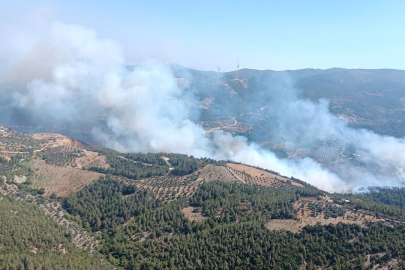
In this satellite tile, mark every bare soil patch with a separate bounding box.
[33,133,84,149]
[227,163,287,180]
[227,163,304,187]
[196,164,238,183]
[76,151,109,170]
[134,165,238,202]
[14,175,27,184]
[266,200,378,233]
[182,207,207,222]
[161,156,173,171]
[31,159,103,197]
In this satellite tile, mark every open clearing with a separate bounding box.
[33,133,84,148]
[181,207,207,222]
[266,199,379,233]
[135,164,239,202]
[31,159,104,197]
[76,151,109,170]
[136,163,305,202]
[227,163,304,187]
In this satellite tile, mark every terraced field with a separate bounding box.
[31,159,104,196]
[131,162,307,203]
[227,163,304,187]
[133,164,238,202]
[266,196,379,233]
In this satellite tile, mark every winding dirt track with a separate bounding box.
[204,117,237,134]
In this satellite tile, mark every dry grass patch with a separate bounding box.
[227,163,287,180]
[31,159,104,197]
[182,207,207,222]
[266,200,378,233]
[33,133,84,149]
[197,164,238,183]
[227,163,304,187]
[134,164,238,202]
[76,151,109,170]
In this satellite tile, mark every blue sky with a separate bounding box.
[2,0,405,71]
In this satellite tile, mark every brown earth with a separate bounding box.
[31,159,104,197]
[76,151,110,170]
[181,207,207,222]
[227,163,304,187]
[266,199,378,233]
[135,164,239,202]
[33,133,84,149]
[136,163,306,202]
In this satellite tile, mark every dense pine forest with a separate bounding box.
[1,132,405,269]
[62,178,405,269]
[87,147,223,179]
[0,195,112,270]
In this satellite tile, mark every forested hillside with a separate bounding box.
[0,195,112,270]
[62,178,405,269]
[0,130,405,269]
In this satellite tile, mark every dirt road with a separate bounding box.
[205,117,237,134]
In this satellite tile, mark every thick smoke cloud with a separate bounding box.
[242,74,405,191]
[1,16,405,192]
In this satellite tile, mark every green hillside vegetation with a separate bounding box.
[63,176,158,231]
[105,222,405,269]
[87,148,167,179]
[61,177,405,269]
[332,189,405,221]
[0,195,112,270]
[362,187,405,209]
[88,147,223,178]
[1,132,405,269]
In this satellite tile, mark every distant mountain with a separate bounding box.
[171,65,405,138]
[2,65,405,141]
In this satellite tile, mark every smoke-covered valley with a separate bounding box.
[2,18,405,192]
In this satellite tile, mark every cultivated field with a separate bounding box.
[33,133,84,148]
[76,151,110,170]
[266,197,379,233]
[134,163,306,203]
[134,164,239,202]
[0,127,40,152]
[227,163,304,187]
[31,159,103,197]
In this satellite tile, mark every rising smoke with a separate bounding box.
[1,16,405,192]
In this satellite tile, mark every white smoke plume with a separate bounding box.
[1,15,405,192]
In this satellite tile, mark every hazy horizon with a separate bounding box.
[169,63,405,73]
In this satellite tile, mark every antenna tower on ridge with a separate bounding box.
[236,60,240,80]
